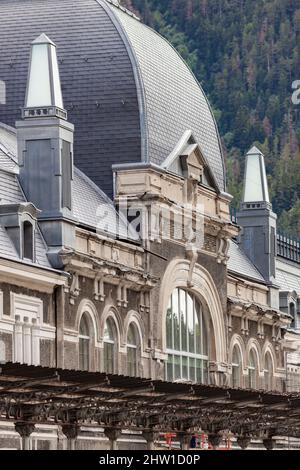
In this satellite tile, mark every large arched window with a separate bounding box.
[166,288,209,384]
[127,323,140,377]
[248,349,258,389]
[103,318,117,374]
[232,345,242,388]
[264,352,274,391]
[79,313,90,371]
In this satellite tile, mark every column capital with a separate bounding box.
[15,421,35,438]
[263,438,275,450]
[104,427,122,442]
[62,424,78,440]
[237,436,251,450]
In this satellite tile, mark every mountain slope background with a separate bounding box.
[121,0,300,236]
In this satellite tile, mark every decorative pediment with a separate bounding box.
[161,130,219,191]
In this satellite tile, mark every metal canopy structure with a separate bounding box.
[1,362,300,449]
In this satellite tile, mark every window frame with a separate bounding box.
[166,288,209,384]
[78,313,91,371]
[248,349,258,389]
[103,317,118,374]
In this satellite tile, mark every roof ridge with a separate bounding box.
[105,0,140,21]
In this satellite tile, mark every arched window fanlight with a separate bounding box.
[23,221,34,261]
[103,318,117,374]
[232,345,242,388]
[166,288,209,384]
[248,349,258,389]
[127,323,140,377]
[264,352,274,391]
[79,313,90,371]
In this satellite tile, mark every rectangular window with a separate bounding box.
[61,140,72,210]
[104,342,114,374]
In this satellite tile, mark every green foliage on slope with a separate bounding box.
[121,0,300,235]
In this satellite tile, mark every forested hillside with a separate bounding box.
[121,0,300,235]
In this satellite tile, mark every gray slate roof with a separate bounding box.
[0,124,137,267]
[276,266,300,296]
[228,240,266,283]
[73,168,138,241]
[0,0,225,197]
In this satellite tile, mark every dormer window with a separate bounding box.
[0,202,38,263]
[23,220,34,261]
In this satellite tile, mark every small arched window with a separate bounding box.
[23,221,34,261]
[103,318,117,374]
[127,323,140,377]
[166,288,209,384]
[232,345,242,388]
[264,352,274,391]
[248,349,258,389]
[79,313,90,371]
[290,302,296,328]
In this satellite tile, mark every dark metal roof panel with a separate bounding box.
[0,0,226,196]
[0,0,142,198]
[228,240,266,283]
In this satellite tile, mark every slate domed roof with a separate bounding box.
[0,0,225,196]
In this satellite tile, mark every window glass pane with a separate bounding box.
[173,289,180,350]
[104,342,114,374]
[166,297,173,349]
[264,353,273,391]
[127,324,137,346]
[104,319,114,341]
[167,355,173,382]
[196,359,202,384]
[182,356,188,380]
[189,357,196,382]
[202,315,208,356]
[195,301,201,354]
[180,289,187,352]
[203,360,209,385]
[79,338,89,371]
[127,346,137,377]
[232,346,241,388]
[79,314,89,336]
[187,293,195,353]
[174,355,181,380]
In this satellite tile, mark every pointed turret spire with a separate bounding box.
[16,34,75,268]
[24,33,66,119]
[237,145,278,303]
[243,145,270,205]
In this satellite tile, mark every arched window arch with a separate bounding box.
[79,313,90,371]
[103,317,118,374]
[264,352,274,391]
[248,349,258,389]
[166,288,209,384]
[232,345,242,388]
[127,323,140,377]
